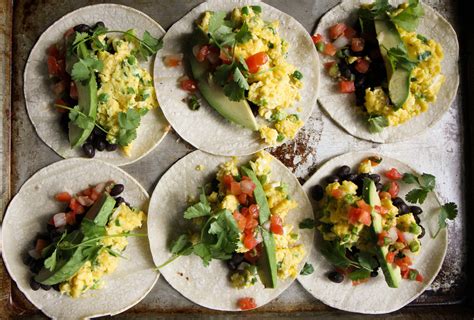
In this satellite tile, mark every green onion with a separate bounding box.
[316,42,325,52]
[187,95,200,111]
[292,70,303,80]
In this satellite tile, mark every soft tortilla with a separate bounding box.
[147,150,315,311]
[24,4,169,166]
[297,151,447,314]
[2,158,158,319]
[316,0,459,143]
[153,0,320,156]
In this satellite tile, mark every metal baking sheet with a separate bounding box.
[0,0,470,317]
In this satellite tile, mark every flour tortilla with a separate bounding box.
[297,151,447,314]
[316,0,459,143]
[24,4,169,166]
[153,0,320,156]
[2,158,158,319]
[147,150,315,310]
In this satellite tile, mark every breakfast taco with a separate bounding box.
[147,150,315,310]
[2,158,158,319]
[313,0,458,142]
[24,4,169,166]
[297,151,456,313]
[153,0,319,155]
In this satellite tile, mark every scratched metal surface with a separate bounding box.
[1,0,467,317]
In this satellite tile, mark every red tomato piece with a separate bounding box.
[223,175,234,189]
[329,23,347,40]
[238,193,248,205]
[240,179,256,195]
[388,181,400,198]
[66,212,76,225]
[52,80,67,96]
[196,45,210,62]
[354,59,370,73]
[396,229,406,243]
[331,188,344,199]
[233,211,247,231]
[69,81,78,99]
[344,26,357,39]
[241,206,250,217]
[82,187,92,197]
[348,207,361,225]
[377,231,388,246]
[385,168,403,180]
[356,199,372,212]
[324,61,336,70]
[89,189,100,201]
[351,37,365,52]
[35,239,48,255]
[219,49,233,64]
[230,181,242,196]
[358,210,372,226]
[244,243,262,264]
[322,42,337,56]
[238,297,257,310]
[339,80,355,93]
[243,233,258,250]
[246,218,259,231]
[416,272,424,282]
[375,205,388,215]
[270,215,284,235]
[163,54,183,67]
[248,204,259,219]
[47,44,60,59]
[48,56,61,76]
[311,33,325,44]
[401,268,410,279]
[386,251,395,264]
[180,79,198,92]
[69,198,83,213]
[246,52,269,73]
[64,28,75,38]
[55,192,72,203]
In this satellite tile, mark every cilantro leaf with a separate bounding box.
[300,262,314,275]
[69,105,94,131]
[236,22,252,44]
[193,243,212,266]
[72,32,90,46]
[420,173,436,191]
[390,0,424,31]
[140,31,163,58]
[402,173,419,184]
[81,219,106,238]
[233,67,249,90]
[71,57,103,82]
[386,46,418,72]
[348,268,371,281]
[358,0,390,19]
[405,188,428,204]
[208,11,226,33]
[368,115,389,133]
[223,81,246,101]
[299,218,316,229]
[183,188,211,219]
[213,63,234,86]
[435,202,458,238]
[170,234,193,256]
[357,252,378,271]
[320,241,353,268]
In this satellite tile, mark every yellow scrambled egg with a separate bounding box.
[275,226,305,279]
[60,203,145,297]
[364,28,444,126]
[96,37,158,156]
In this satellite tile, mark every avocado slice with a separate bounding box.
[374,18,411,109]
[362,178,401,288]
[241,166,277,288]
[66,39,98,148]
[35,193,116,285]
[189,32,259,131]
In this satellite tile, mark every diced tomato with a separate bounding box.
[55,192,72,203]
[238,297,257,310]
[230,181,242,196]
[344,26,357,40]
[246,52,269,73]
[379,191,392,200]
[354,59,370,73]
[375,205,388,216]
[329,23,347,40]
[416,272,424,282]
[401,268,410,279]
[240,179,256,195]
[352,278,369,286]
[66,212,76,225]
[244,244,262,264]
[386,251,395,264]
[324,61,336,70]
[196,45,210,62]
[219,49,233,64]
[238,193,248,205]
[69,198,84,214]
[395,256,412,268]
[348,207,371,226]
[378,231,388,246]
[396,229,406,243]
[385,168,403,180]
[348,207,361,225]
[248,204,259,219]
[35,239,48,255]
[47,44,60,59]
[222,175,234,190]
[358,210,371,226]
[331,188,344,199]
[180,79,198,92]
[52,80,67,96]
[243,232,258,250]
[64,28,75,38]
[339,80,355,93]
[48,56,61,76]
[322,42,337,56]
[233,211,247,231]
[351,37,365,52]
[163,54,183,67]
[82,187,92,196]
[241,206,250,217]
[387,181,400,198]
[69,81,78,99]
[356,199,372,212]
[270,215,284,235]
[89,189,100,201]
[311,33,325,44]
[246,217,259,231]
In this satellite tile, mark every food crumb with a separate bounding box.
[195,164,205,171]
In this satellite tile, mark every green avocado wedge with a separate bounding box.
[241,166,277,288]
[35,193,116,285]
[362,178,401,288]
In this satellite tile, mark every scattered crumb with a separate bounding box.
[195,164,205,171]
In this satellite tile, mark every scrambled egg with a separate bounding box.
[96,37,158,156]
[60,203,145,297]
[275,226,305,279]
[364,28,444,126]
[220,194,239,212]
[197,7,304,143]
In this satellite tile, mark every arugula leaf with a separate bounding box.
[320,241,353,268]
[81,219,106,238]
[390,0,424,31]
[357,252,378,271]
[235,22,252,44]
[300,262,314,275]
[386,46,418,72]
[299,218,316,229]
[208,11,227,34]
[368,115,389,133]
[348,268,371,281]
[184,188,211,219]
[43,231,68,271]
[434,202,458,238]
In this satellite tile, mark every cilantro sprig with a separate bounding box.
[390,0,424,32]
[117,108,148,146]
[55,104,108,134]
[385,46,418,72]
[300,262,314,275]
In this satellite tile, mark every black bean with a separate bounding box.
[95,140,106,152]
[370,270,378,278]
[30,277,41,291]
[375,182,383,191]
[228,253,245,270]
[344,173,358,182]
[93,126,104,137]
[336,165,351,178]
[30,260,43,274]
[410,206,423,215]
[23,254,34,266]
[105,142,118,152]
[114,197,124,207]
[392,197,405,207]
[338,61,352,80]
[40,284,51,291]
[73,24,91,33]
[418,225,425,239]
[368,174,381,183]
[125,202,131,208]
[325,174,340,184]
[82,143,95,158]
[414,214,421,225]
[110,184,124,196]
[328,271,344,283]
[311,185,324,201]
[398,203,409,215]
[53,284,61,292]
[92,21,105,30]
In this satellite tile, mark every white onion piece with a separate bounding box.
[403,232,415,244]
[402,248,415,259]
[28,249,40,260]
[53,212,67,228]
[77,196,94,207]
[94,182,106,194]
[387,227,398,243]
[262,221,271,231]
[333,36,350,49]
[255,231,263,244]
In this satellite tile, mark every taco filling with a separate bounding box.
[25,182,145,298]
[47,22,162,158]
[311,157,426,287]
[161,152,306,305]
[166,6,304,145]
[314,0,444,133]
